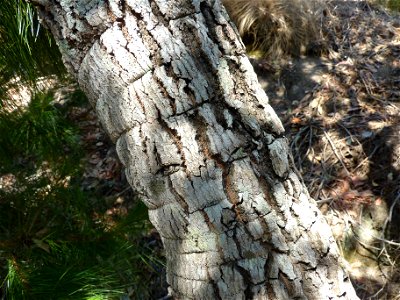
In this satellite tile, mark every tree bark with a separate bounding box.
[31,0,358,299]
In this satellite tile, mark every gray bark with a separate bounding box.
[31,0,359,299]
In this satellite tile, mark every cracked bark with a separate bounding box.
[31,0,359,299]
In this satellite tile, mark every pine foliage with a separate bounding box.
[0,92,79,172]
[0,92,162,299]
[0,0,65,104]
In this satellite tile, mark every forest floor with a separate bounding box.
[251,1,400,298]
[3,0,398,299]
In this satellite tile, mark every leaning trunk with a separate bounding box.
[32,0,358,298]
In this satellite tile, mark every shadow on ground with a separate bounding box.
[250,1,400,297]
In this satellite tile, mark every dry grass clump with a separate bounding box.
[222,0,327,59]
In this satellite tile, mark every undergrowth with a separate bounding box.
[0,91,161,299]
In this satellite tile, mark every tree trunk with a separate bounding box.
[32,0,358,298]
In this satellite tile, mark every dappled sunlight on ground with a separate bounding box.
[250,0,400,297]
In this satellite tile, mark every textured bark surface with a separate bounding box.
[32,0,359,299]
